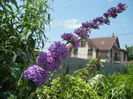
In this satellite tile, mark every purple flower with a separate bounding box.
[23,65,47,86]
[43,52,61,71]
[82,21,99,29]
[103,12,110,18]
[104,18,110,25]
[48,42,69,59]
[93,17,110,25]
[61,33,79,48]
[108,7,118,18]
[82,21,90,28]
[117,3,127,12]
[36,52,47,66]
[104,7,118,18]
[74,27,90,38]
[36,52,61,71]
[93,17,105,24]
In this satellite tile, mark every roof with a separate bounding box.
[88,37,118,50]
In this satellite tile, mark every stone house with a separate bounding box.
[69,36,127,64]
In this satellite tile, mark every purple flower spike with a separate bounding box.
[82,21,99,29]
[73,40,79,48]
[93,17,110,25]
[104,18,110,25]
[93,17,105,24]
[61,33,79,48]
[74,27,90,38]
[108,7,118,18]
[48,41,69,59]
[117,3,127,12]
[23,65,47,86]
[103,12,110,18]
[82,21,90,28]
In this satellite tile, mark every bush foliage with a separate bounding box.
[0,1,132,98]
[36,75,99,99]
[0,0,50,98]
[36,60,133,99]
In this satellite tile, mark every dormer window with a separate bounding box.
[81,41,86,47]
[101,40,105,44]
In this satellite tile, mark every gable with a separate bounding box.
[112,38,120,49]
[79,39,93,49]
[89,37,118,50]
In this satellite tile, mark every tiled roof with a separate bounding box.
[88,37,118,50]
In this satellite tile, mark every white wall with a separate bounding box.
[92,48,96,58]
[71,39,95,59]
[77,47,88,59]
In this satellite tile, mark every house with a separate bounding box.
[69,36,127,64]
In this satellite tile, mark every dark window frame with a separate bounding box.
[81,41,86,47]
[88,49,93,56]
[73,48,78,55]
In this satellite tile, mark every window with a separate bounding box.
[73,48,78,55]
[115,53,118,60]
[88,49,93,56]
[69,48,72,56]
[101,40,105,44]
[124,52,126,60]
[110,50,112,57]
[81,41,86,47]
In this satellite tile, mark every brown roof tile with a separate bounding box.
[89,37,117,50]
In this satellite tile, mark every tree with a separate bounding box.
[0,0,50,97]
[125,45,133,60]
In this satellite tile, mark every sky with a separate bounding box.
[43,0,133,51]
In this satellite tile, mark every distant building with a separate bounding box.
[69,36,127,64]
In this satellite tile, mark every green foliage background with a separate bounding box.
[125,45,133,60]
[0,0,50,98]
[0,0,133,98]
[36,60,133,99]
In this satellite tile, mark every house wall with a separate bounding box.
[77,46,88,59]
[92,48,96,58]
[71,39,95,59]
[120,51,124,63]
[107,51,111,61]
[71,48,78,58]
[111,40,121,62]
[77,39,98,59]
[120,51,127,63]
[99,51,111,62]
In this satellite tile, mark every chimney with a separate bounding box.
[112,33,115,37]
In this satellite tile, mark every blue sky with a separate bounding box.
[44,0,133,50]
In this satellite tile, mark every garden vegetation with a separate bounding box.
[1,0,132,99]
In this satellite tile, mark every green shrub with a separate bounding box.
[73,60,133,98]
[36,75,99,99]
[92,71,133,98]
[73,58,103,82]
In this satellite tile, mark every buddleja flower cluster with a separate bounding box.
[24,42,68,86]
[61,33,79,48]
[104,3,127,18]
[23,65,47,86]
[61,3,126,48]
[23,3,127,86]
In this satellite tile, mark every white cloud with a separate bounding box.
[63,19,81,29]
[50,18,81,29]
[50,20,62,27]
